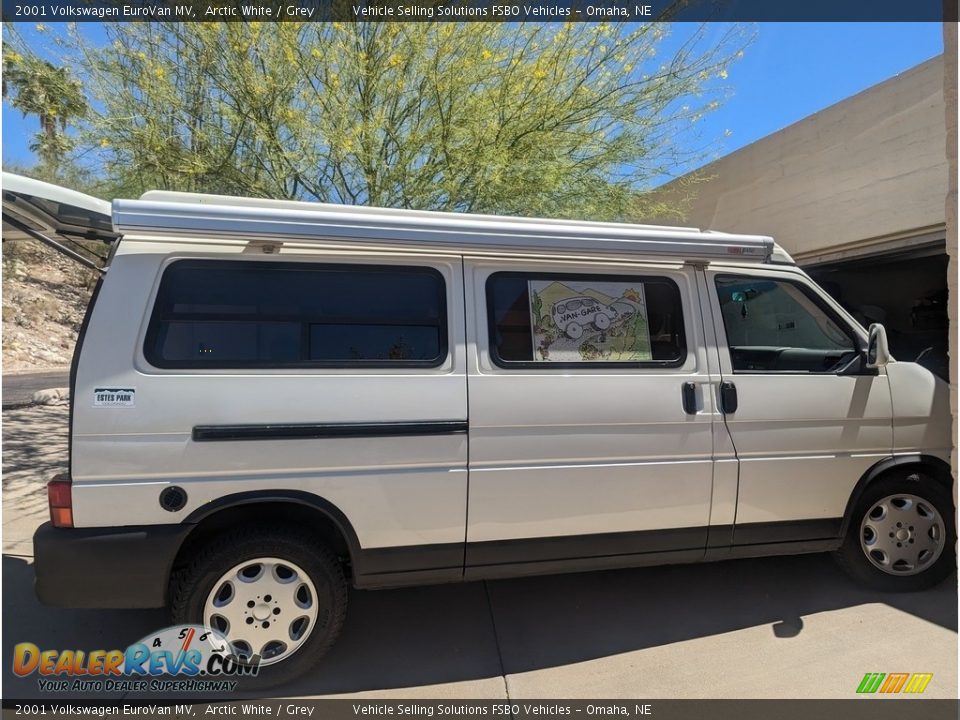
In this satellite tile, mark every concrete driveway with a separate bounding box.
[3,405,957,700]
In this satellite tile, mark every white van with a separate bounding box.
[3,173,954,685]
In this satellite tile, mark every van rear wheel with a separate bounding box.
[170,526,347,688]
[835,472,955,592]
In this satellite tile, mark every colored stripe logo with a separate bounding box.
[903,673,934,694]
[857,672,933,694]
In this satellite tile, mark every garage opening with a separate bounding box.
[805,242,948,381]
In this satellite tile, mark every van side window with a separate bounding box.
[145,260,447,368]
[486,272,686,367]
[715,275,859,373]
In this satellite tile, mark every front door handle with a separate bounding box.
[681,382,697,415]
[720,381,738,414]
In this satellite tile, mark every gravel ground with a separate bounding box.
[3,239,97,372]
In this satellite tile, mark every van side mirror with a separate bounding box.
[866,323,890,369]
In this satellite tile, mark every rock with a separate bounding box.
[32,387,70,405]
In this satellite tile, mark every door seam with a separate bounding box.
[701,269,742,545]
[461,255,471,577]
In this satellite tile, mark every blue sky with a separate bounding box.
[1,22,944,185]
[696,22,943,160]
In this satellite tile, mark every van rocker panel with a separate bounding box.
[33,516,848,605]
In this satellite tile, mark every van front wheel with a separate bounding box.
[835,472,955,592]
[170,526,348,687]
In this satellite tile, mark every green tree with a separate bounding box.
[2,48,87,176]
[44,22,746,220]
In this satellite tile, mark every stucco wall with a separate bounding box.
[652,56,947,264]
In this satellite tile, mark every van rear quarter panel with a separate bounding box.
[70,250,468,550]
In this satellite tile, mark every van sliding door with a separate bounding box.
[462,257,717,577]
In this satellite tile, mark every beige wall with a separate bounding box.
[652,56,947,264]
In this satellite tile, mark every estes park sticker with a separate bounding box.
[93,388,136,407]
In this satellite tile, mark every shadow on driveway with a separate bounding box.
[4,550,955,699]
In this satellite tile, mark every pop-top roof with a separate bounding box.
[1,173,793,265]
[115,190,790,264]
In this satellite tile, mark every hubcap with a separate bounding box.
[860,494,945,576]
[203,557,319,666]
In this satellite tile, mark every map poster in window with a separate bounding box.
[528,280,652,362]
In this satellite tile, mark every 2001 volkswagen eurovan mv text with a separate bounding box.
[3,172,954,686]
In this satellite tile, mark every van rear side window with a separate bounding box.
[144,260,447,368]
[487,272,686,367]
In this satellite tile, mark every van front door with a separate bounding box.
[704,267,893,550]
[463,258,717,576]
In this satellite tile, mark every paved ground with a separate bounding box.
[2,369,69,408]
[3,404,957,700]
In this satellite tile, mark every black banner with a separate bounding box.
[1,0,956,23]
[2,700,960,720]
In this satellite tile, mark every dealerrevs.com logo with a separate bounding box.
[856,672,933,694]
[13,625,260,693]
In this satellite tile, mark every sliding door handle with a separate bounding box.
[720,381,738,414]
[681,382,697,415]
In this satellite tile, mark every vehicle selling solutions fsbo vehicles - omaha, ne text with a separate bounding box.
[2,172,953,686]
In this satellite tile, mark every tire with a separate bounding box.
[565,322,583,339]
[171,526,348,688]
[594,313,611,331]
[835,471,956,592]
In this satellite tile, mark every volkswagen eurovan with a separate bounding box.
[2,172,953,685]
